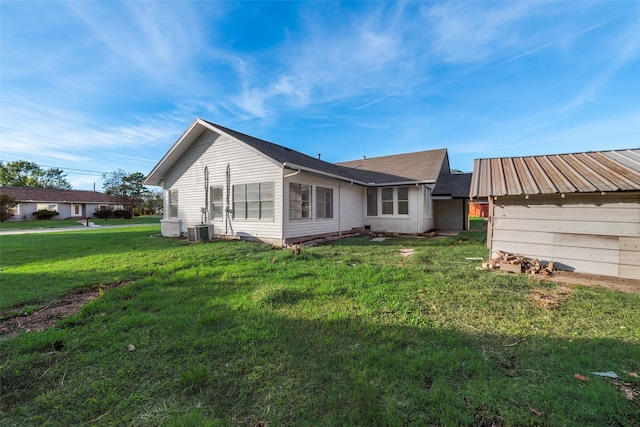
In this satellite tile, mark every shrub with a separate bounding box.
[94,207,113,220]
[113,209,133,219]
[32,209,59,220]
[0,195,20,222]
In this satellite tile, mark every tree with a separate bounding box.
[102,169,147,215]
[0,194,21,222]
[0,160,72,189]
[138,187,163,215]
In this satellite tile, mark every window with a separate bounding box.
[424,186,431,218]
[37,203,58,211]
[74,205,81,215]
[381,188,394,215]
[233,185,246,219]
[398,187,409,215]
[169,190,178,218]
[233,182,274,220]
[316,187,333,219]
[259,182,274,219]
[290,183,310,220]
[366,188,377,216]
[210,186,223,219]
[8,204,19,216]
[98,205,109,211]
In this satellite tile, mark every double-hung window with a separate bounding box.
[169,190,179,218]
[381,188,394,215]
[210,186,223,219]
[366,188,378,216]
[397,187,409,215]
[316,187,333,219]
[290,183,310,219]
[233,182,274,220]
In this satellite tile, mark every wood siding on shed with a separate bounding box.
[490,193,640,279]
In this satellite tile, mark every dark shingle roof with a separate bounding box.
[145,118,449,186]
[432,173,472,198]
[0,186,118,203]
[208,121,426,184]
[336,149,448,183]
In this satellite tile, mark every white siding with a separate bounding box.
[283,172,363,239]
[490,193,640,279]
[363,186,422,233]
[163,130,283,244]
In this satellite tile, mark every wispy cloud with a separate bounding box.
[423,2,536,64]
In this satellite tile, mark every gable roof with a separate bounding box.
[0,186,118,203]
[145,118,447,186]
[336,149,448,183]
[469,148,640,199]
[433,173,472,198]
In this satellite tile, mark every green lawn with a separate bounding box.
[0,216,161,230]
[1,228,638,426]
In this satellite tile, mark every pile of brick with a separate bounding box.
[482,251,556,276]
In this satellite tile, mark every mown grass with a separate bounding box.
[0,216,161,230]
[1,228,639,426]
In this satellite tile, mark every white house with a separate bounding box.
[0,186,119,221]
[469,149,640,279]
[144,119,470,246]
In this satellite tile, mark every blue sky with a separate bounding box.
[1,1,639,190]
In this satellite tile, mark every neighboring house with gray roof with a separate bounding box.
[144,118,470,246]
[0,186,119,221]
[470,149,640,279]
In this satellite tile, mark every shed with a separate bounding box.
[469,149,640,279]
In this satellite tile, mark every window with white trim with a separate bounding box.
[233,182,274,220]
[37,203,58,211]
[366,188,377,216]
[210,186,223,219]
[397,187,409,215]
[316,187,333,219]
[290,182,310,220]
[381,188,394,215]
[169,190,179,218]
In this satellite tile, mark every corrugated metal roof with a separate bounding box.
[469,149,640,198]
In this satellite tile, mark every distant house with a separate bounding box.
[0,186,119,221]
[144,118,471,246]
[469,149,640,279]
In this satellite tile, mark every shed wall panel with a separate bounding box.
[619,237,640,279]
[490,193,640,278]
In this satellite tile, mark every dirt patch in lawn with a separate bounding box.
[0,281,133,339]
[529,285,574,309]
[532,271,640,294]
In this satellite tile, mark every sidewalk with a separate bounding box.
[0,223,159,235]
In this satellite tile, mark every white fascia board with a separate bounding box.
[282,162,367,185]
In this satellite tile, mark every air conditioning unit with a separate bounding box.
[187,224,212,243]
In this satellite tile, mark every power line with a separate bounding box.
[0,100,149,142]
[0,126,158,163]
[0,159,105,176]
